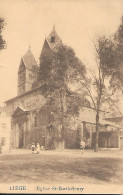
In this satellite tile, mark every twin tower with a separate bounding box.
[17,27,62,96]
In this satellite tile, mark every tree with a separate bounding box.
[0,18,6,50]
[99,16,123,95]
[80,16,123,152]
[39,45,86,94]
[75,36,112,152]
[110,17,123,94]
[92,16,123,119]
[38,45,87,147]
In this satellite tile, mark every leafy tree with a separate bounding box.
[99,16,123,95]
[0,18,6,50]
[80,16,123,152]
[92,16,123,119]
[38,45,87,146]
[83,18,123,151]
[75,36,113,152]
[82,22,123,151]
[39,45,86,93]
[110,17,123,94]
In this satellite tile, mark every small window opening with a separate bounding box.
[1,137,6,146]
[51,36,55,43]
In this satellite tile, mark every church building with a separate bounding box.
[5,27,66,149]
[5,27,123,150]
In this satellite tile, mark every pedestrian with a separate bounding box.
[31,142,35,154]
[36,143,40,154]
[80,139,85,154]
[41,145,45,150]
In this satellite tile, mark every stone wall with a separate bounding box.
[5,87,46,117]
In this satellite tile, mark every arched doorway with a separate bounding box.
[12,107,30,149]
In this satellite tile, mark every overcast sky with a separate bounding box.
[0,0,122,106]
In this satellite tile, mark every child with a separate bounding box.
[31,143,35,154]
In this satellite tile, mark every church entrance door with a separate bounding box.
[19,123,24,148]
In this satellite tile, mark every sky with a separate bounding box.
[0,0,122,106]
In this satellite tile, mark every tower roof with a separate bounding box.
[21,48,38,70]
[40,27,62,59]
[46,26,61,49]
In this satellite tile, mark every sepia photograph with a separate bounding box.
[0,0,123,194]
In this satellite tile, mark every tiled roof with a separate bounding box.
[22,48,38,70]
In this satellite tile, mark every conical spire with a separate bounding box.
[21,48,38,69]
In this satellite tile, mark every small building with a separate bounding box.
[76,107,123,150]
[104,116,123,150]
[0,106,11,153]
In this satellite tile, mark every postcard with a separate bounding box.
[0,0,123,194]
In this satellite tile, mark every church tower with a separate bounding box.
[17,48,38,95]
[40,26,62,62]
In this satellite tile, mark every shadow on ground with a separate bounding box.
[0,152,123,184]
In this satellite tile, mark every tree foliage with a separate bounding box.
[0,18,6,50]
[38,44,88,144]
[75,36,112,152]
[111,16,123,94]
[84,16,123,151]
[98,16,123,94]
[38,45,86,95]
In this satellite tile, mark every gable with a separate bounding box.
[40,28,62,62]
[47,28,61,49]
[12,107,29,117]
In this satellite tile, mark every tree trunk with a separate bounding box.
[94,112,99,152]
[60,89,66,148]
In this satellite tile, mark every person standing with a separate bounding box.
[31,143,35,154]
[80,139,85,154]
[36,143,40,154]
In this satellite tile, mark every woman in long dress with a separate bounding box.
[36,143,40,154]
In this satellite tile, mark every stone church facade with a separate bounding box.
[5,27,70,149]
[5,27,123,150]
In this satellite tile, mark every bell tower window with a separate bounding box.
[51,36,55,43]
